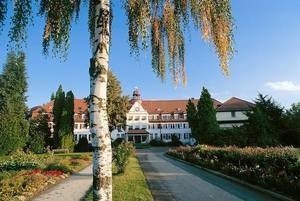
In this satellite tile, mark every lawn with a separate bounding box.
[0,152,92,201]
[83,156,153,201]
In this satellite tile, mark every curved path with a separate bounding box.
[32,165,92,201]
[136,147,279,201]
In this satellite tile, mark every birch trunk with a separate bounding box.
[89,0,112,200]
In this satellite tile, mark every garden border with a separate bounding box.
[164,153,296,201]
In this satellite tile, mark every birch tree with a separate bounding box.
[0,0,234,200]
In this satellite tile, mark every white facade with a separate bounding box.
[216,111,248,128]
[126,100,193,144]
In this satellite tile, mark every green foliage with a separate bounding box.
[75,137,90,152]
[27,114,50,153]
[125,0,234,84]
[245,94,284,147]
[40,0,81,56]
[53,85,65,148]
[44,163,73,173]
[50,92,55,101]
[171,135,183,146]
[8,0,32,49]
[214,127,248,147]
[149,139,167,146]
[282,103,300,147]
[59,133,74,152]
[113,142,134,174]
[0,52,29,155]
[107,70,130,129]
[186,99,199,142]
[52,86,75,149]
[65,91,75,134]
[168,145,300,199]
[197,87,219,144]
[0,151,42,171]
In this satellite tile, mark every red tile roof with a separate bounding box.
[217,97,254,112]
[141,99,221,114]
[39,99,88,114]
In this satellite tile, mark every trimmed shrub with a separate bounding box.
[113,142,134,173]
[74,137,90,152]
[44,163,73,174]
[170,135,183,146]
[167,145,300,199]
[150,139,167,146]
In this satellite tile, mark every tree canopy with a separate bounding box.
[0,52,29,155]
[1,0,234,84]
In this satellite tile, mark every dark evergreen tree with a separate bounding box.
[65,91,74,134]
[280,103,300,147]
[58,90,75,151]
[245,94,283,146]
[186,99,200,143]
[27,113,50,153]
[52,85,65,148]
[0,52,29,155]
[197,87,219,144]
[75,137,90,152]
[50,92,55,101]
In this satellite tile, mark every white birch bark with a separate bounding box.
[89,0,112,200]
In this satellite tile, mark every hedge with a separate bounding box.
[167,145,300,200]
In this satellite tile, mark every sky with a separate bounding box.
[1,0,300,108]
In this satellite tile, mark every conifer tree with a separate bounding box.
[50,92,55,101]
[186,99,199,143]
[65,91,75,134]
[197,87,219,144]
[52,85,65,148]
[0,52,29,155]
[58,90,75,151]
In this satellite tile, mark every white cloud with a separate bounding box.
[265,81,300,92]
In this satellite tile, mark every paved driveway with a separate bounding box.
[136,147,279,201]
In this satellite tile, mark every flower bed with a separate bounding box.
[167,145,300,200]
[0,151,91,201]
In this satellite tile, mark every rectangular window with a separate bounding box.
[231,111,236,118]
[128,116,133,120]
[134,116,140,121]
[74,124,78,129]
[74,135,78,141]
[183,124,186,128]
[142,116,146,120]
[88,134,91,141]
[129,126,133,130]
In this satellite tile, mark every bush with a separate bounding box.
[0,150,42,171]
[150,139,167,146]
[167,145,300,199]
[170,135,183,146]
[60,134,74,152]
[44,163,73,174]
[74,137,90,152]
[113,142,134,173]
[112,138,125,148]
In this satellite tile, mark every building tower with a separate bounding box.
[131,87,142,104]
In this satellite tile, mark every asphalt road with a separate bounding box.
[136,147,279,201]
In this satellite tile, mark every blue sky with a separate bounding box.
[1,0,300,108]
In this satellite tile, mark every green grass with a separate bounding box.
[84,156,153,201]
